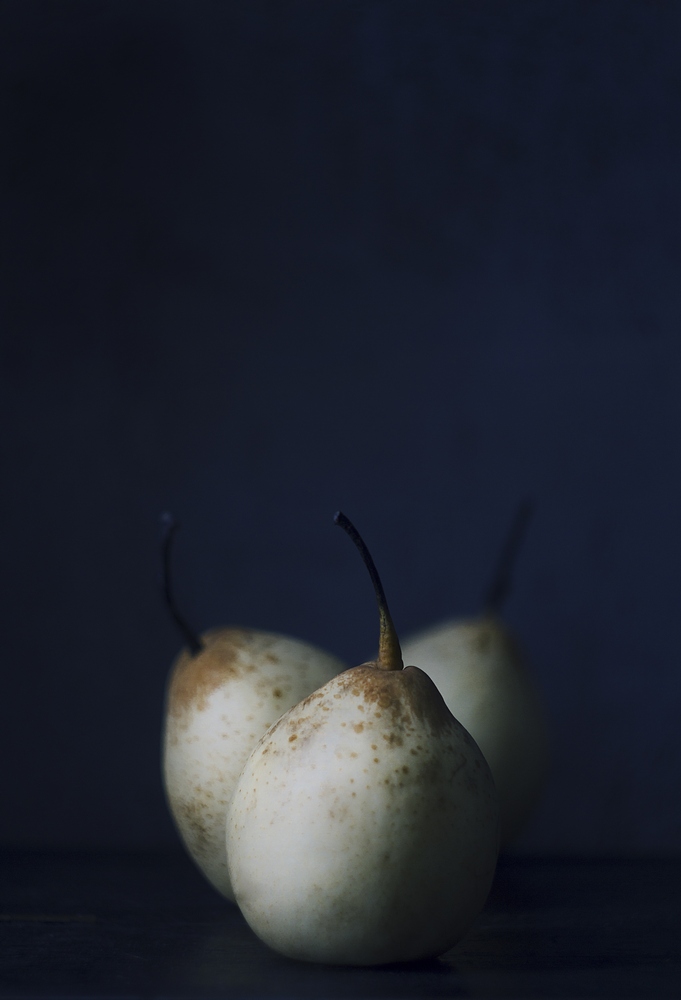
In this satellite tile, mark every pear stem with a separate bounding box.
[334,511,403,671]
[482,499,534,616]
[160,512,204,656]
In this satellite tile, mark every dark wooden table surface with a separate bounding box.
[1,850,679,998]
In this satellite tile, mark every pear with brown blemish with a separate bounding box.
[402,502,550,847]
[226,512,499,965]
[160,514,346,902]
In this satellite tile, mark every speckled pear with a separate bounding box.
[226,512,499,965]
[160,515,345,901]
[402,503,550,846]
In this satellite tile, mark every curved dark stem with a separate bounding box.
[160,512,203,656]
[334,511,403,671]
[483,499,534,615]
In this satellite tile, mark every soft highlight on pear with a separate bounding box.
[226,511,499,965]
[160,513,346,901]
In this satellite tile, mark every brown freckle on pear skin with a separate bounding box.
[373,758,379,763]
[273,688,283,698]
[371,744,377,751]
[353,722,364,733]
[265,653,279,664]
[382,732,403,747]
[350,752,358,759]
[167,627,260,716]
[175,798,212,858]
[288,734,298,742]
[474,627,493,654]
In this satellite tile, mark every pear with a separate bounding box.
[401,502,550,846]
[226,512,499,965]
[160,514,345,901]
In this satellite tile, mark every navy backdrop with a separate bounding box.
[2,0,680,855]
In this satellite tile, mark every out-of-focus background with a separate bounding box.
[2,0,680,857]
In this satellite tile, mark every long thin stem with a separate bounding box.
[160,512,204,656]
[483,499,534,616]
[334,511,403,671]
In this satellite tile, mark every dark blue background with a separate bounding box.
[2,0,680,855]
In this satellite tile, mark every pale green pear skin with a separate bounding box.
[162,627,345,901]
[226,664,499,965]
[402,615,550,846]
